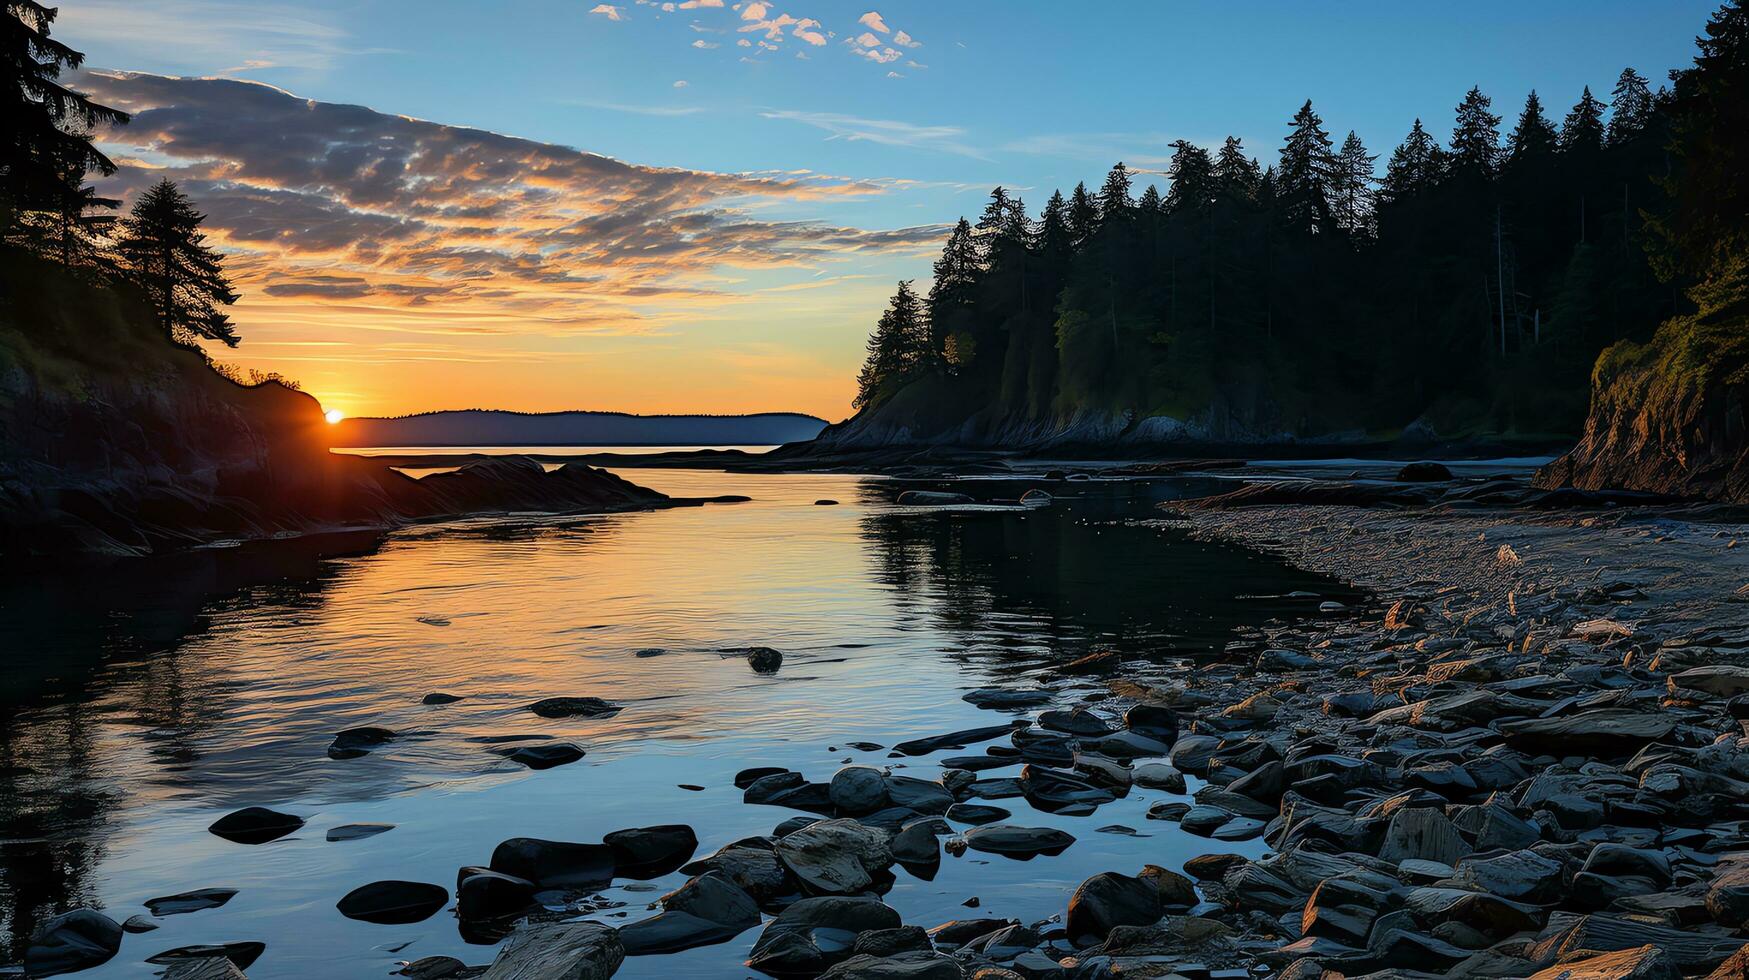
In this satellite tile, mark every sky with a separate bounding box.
[56,0,1719,421]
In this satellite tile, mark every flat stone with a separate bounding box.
[144,888,238,916]
[481,921,624,980]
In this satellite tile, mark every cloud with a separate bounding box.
[672,79,689,87]
[739,10,797,40]
[690,39,718,48]
[885,71,903,79]
[77,72,946,343]
[54,0,364,73]
[678,0,723,6]
[761,109,985,158]
[573,100,702,116]
[740,2,768,19]
[589,3,626,20]
[892,30,919,48]
[858,11,890,33]
[792,18,827,45]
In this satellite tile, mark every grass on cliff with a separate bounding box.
[1593,259,1749,410]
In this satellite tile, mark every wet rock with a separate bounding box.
[1378,807,1471,866]
[926,918,1010,947]
[745,771,807,803]
[1138,864,1198,909]
[1059,650,1122,675]
[896,491,974,506]
[1528,944,1680,980]
[1667,665,1749,698]
[1132,763,1187,793]
[745,647,785,674]
[1398,461,1453,482]
[1179,805,1235,837]
[145,888,238,916]
[1227,760,1285,804]
[122,914,158,933]
[891,821,940,865]
[945,803,1010,825]
[774,818,893,894]
[1451,848,1567,904]
[147,943,266,972]
[1322,691,1378,717]
[1065,872,1161,946]
[1184,854,1247,881]
[819,951,965,979]
[24,909,124,977]
[1705,863,1749,926]
[208,806,304,845]
[961,689,1053,710]
[1123,702,1178,742]
[526,696,620,719]
[422,692,465,705]
[495,742,585,770]
[1168,735,1221,775]
[400,956,468,979]
[961,824,1074,858]
[489,838,615,888]
[681,845,792,905]
[620,872,760,955]
[456,868,537,920]
[337,880,449,924]
[1019,765,1116,812]
[774,816,824,837]
[1400,886,1540,937]
[883,776,954,814]
[1039,708,1111,736]
[328,726,398,759]
[747,896,902,976]
[605,825,698,878]
[851,926,932,958]
[480,921,623,980]
[1533,913,1744,972]
[737,766,792,789]
[162,959,248,980]
[892,723,1024,757]
[1301,877,1389,945]
[1498,710,1676,757]
[327,823,395,842]
[1367,909,1471,969]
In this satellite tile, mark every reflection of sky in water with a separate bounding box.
[0,469,1352,978]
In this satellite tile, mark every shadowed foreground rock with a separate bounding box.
[480,921,623,980]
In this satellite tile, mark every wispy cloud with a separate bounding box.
[589,4,627,21]
[571,99,702,116]
[55,0,368,73]
[761,109,984,158]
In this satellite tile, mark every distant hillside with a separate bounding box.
[330,410,830,447]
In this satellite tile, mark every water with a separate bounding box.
[0,466,1357,978]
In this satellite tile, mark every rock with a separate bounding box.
[208,806,304,845]
[422,692,465,704]
[1227,760,1285,803]
[147,943,266,971]
[681,845,792,904]
[328,726,398,759]
[620,872,761,955]
[1019,489,1053,505]
[961,824,1075,858]
[775,818,893,894]
[1123,702,1178,742]
[1498,710,1676,757]
[1132,763,1187,793]
[144,888,238,916]
[162,959,248,980]
[526,696,620,719]
[1184,853,1247,880]
[1668,665,1749,698]
[496,742,585,769]
[1138,865,1198,909]
[945,803,1010,825]
[1301,877,1388,945]
[1168,735,1221,775]
[1059,650,1122,675]
[815,499,839,505]
[1400,886,1541,937]
[1378,807,1471,866]
[745,647,785,674]
[892,724,1022,757]
[1398,461,1453,482]
[481,921,624,980]
[1019,765,1116,812]
[489,838,615,888]
[1039,708,1111,736]
[604,824,698,878]
[25,909,124,976]
[819,951,966,979]
[884,775,953,814]
[829,770,888,815]
[852,926,932,958]
[896,490,974,505]
[1452,849,1567,903]
[1706,863,1749,926]
[456,869,537,920]
[336,880,449,924]
[122,914,158,933]
[747,896,902,976]
[1367,909,1472,969]
[737,766,791,788]
[1528,945,1681,980]
[1535,913,1744,971]
[1179,805,1234,837]
[1066,872,1163,946]
[961,688,1053,710]
[327,823,395,842]
[400,956,468,979]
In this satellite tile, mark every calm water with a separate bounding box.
[0,466,1356,978]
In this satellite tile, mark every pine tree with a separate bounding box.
[1214,136,1260,201]
[1380,119,1444,201]
[1506,90,1559,165]
[1606,68,1655,145]
[1279,100,1335,231]
[3,1,129,236]
[855,280,927,405]
[1039,189,1073,255]
[1329,131,1377,236]
[976,187,1013,241]
[1136,183,1163,213]
[1560,86,1608,155]
[1450,86,1502,177]
[117,178,241,347]
[1066,181,1098,247]
[1166,141,1215,213]
[1096,163,1133,223]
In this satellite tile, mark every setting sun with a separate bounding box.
[324,409,345,424]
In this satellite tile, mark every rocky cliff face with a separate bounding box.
[1534,314,1749,503]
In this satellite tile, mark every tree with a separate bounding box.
[1380,119,1443,202]
[1136,183,1163,213]
[2,1,129,232]
[1066,181,1098,247]
[1560,86,1608,156]
[1607,68,1655,144]
[855,280,927,404]
[1278,100,1335,231]
[1214,136,1260,201]
[1039,189,1073,255]
[1506,91,1559,166]
[1450,86,1502,177]
[1166,141,1215,213]
[1096,163,1133,223]
[117,178,240,347]
[1329,131,1377,236]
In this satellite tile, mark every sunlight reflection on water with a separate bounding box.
[0,467,1353,978]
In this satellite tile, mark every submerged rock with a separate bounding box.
[495,742,585,769]
[895,490,975,506]
[526,696,621,719]
[744,647,785,674]
[328,726,398,759]
[962,824,1075,858]
[327,823,395,842]
[147,942,266,971]
[336,880,449,924]
[144,888,238,916]
[747,896,901,976]
[209,806,304,845]
[25,909,124,977]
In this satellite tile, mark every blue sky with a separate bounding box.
[57,0,1720,418]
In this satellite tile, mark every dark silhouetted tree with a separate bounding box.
[1279,100,1335,231]
[1506,91,1559,166]
[117,178,240,347]
[1166,141,1214,213]
[1214,136,1260,201]
[1450,86,1502,177]
[1066,181,1098,247]
[1380,120,1443,202]
[1330,131,1377,236]
[1607,68,1655,144]
[1097,163,1133,223]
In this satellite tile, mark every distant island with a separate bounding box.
[330,410,829,448]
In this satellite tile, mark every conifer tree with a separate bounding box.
[1560,86,1608,155]
[1380,119,1443,202]
[1330,131,1377,236]
[854,280,927,405]
[1039,190,1073,255]
[1450,86,1502,177]
[976,187,1013,240]
[1213,136,1260,201]
[1066,182,1098,247]
[1136,183,1163,213]
[1096,163,1133,223]
[1278,100,1335,230]
[117,178,240,347]
[1506,91,1559,165]
[1606,68,1655,144]
[1166,141,1215,213]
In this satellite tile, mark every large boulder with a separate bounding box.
[604,825,698,878]
[1065,872,1161,945]
[335,880,449,924]
[480,921,624,979]
[747,896,902,976]
[619,872,761,955]
[774,818,893,894]
[25,909,124,977]
[829,767,890,815]
[489,838,615,888]
[208,806,304,845]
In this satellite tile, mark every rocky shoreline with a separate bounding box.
[21,472,1749,980]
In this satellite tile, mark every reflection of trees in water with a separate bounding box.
[0,531,381,961]
[859,480,1357,671]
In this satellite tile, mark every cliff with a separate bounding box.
[0,254,666,560]
[1534,306,1749,503]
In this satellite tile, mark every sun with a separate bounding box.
[324,409,346,424]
